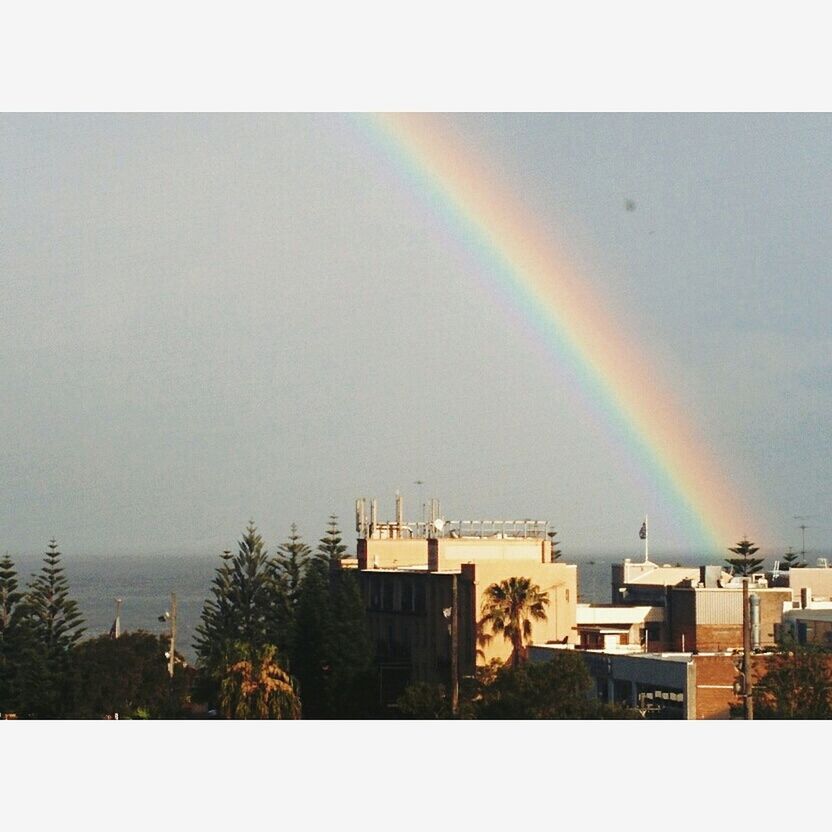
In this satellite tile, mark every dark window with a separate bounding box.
[415,582,426,614]
[382,578,394,611]
[401,580,415,613]
[369,577,381,610]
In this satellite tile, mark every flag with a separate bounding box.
[639,521,647,540]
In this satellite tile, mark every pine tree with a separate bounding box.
[782,547,805,570]
[275,523,311,607]
[292,559,333,718]
[193,523,293,705]
[194,523,291,657]
[547,530,563,561]
[0,554,26,715]
[326,569,375,717]
[22,539,85,716]
[317,515,347,567]
[725,538,765,577]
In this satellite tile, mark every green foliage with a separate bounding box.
[292,560,332,718]
[479,577,549,668]
[725,538,764,577]
[547,530,563,561]
[396,654,639,719]
[317,515,347,567]
[20,540,85,717]
[753,646,832,719]
[69,631,189,719]
[193,523,291,705]
[218,641,300,719]
[0,554,26,715]
[396,682,450,719]
[275,523,311,607]
[781,547,805,570]
[325,569,376,717]
[292,560,376,718]
[474,652,639,719]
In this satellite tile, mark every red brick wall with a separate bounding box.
[693,655,738,719]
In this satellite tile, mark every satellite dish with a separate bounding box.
[433,518,445,532]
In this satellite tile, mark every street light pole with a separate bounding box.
[742,578,754,720]
[114,597,122,639]
[450,574,459,717]
[167,592,177,679]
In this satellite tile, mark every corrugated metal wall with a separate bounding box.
[695,590,742,624]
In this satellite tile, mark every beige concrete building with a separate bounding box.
[351,497,577,703]
[779,566,832,604]
[575,603,664,651]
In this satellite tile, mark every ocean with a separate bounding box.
[8,551,713,662]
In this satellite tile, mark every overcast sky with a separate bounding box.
[2,113,831,560]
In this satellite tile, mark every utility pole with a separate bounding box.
[742,577,754,720]
[114,597,122,639]
[167,592,177,679]
[451,574,459,716]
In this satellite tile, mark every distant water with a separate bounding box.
[7,551,717,661]
[12,553,220,662]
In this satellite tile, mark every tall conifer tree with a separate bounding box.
[23,540,85,716]
[0,554,26,715]
[317,515,347,567]
[725,538,765,577]
[293,559,333,718]
[194,523,295,710]
[275,523,311,607]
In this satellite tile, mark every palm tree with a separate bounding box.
[479,577,550,668]
[219,642,301,719]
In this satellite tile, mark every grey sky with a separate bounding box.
[2,113,831,560]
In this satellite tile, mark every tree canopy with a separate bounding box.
[70,631,189,719]
[479,576,549,667]
[725,538,765,577]
[753,646,832,719]
[20,540,85,716]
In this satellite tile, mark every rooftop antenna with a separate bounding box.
[414,480,425,533]
[794,515,813,561]
[395,490,403,531]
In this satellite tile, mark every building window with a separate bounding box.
[401,580,415,613]
[383,578,394,611]
[415,583,426,614]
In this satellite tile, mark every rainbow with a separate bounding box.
[361,113,753,553]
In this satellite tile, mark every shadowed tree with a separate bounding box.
[317,515,347,568]
[396,681,450,719]
[292,559,332,718]
[70,631,190,719]
[475,651,640,719]
[479,577,549,668]
[193,523,292,708]
[218,642,301,719]
[753,646,832,719]
[781,547,805,570]
[725,538,764,577]
[275,523,311,608]
[0,554,26,715]
[547,530,563,561]
[326,568,376,717]
[22,540,85,716]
